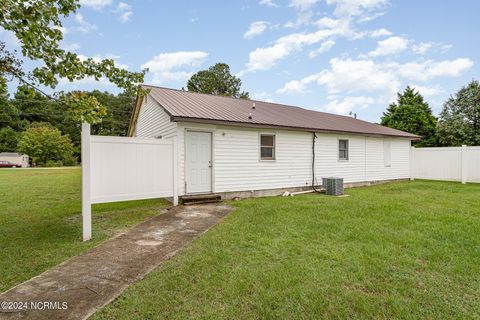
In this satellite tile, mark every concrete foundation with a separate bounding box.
[216,178,409,200]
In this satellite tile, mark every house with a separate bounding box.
[128,85,419,198]
[0,153,30,168]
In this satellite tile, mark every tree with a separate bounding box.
[0,126,19,152]
[381,86,437,147]
[17,124,76,166]
[187,63,249,99]
[437,80,480,146]
[89,91,135,136]
[0,78,28,131]
[0,1,146,124]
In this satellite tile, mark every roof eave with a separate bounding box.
[171,116,420,140]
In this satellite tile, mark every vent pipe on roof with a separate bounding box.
[252,102,256,109]
[248,113,252,120]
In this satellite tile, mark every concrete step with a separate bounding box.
[180,194,222,205]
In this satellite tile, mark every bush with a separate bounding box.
[17,125,76,167]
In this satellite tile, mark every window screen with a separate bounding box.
[339,139,349,160]
[260,134,275,160]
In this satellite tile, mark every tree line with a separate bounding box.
[0,84,134,166]
[381,80,480,147]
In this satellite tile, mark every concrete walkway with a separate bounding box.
[0,203,232,320]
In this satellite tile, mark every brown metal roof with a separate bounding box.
[141,85,420,139]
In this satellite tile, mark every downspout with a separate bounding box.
[312,132,322,193]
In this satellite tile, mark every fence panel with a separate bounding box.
[411,146,479,183]
[90,135,176,203]
[466,147,480,182]
[82,123,178,241]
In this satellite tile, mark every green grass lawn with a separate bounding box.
[0,168,169,293]
[94,181,480,319]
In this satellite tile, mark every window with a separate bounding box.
[260,134,275,160]
[338,139,349,160]
[383,139,391,167]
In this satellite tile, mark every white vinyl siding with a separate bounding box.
[176,123,411,195]
[135,94,177,139]
[384,139,391,167]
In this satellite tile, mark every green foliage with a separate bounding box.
[17,125,76,166]
[381,86,438,146]
[4,87,134,162]
[89,91,135,136]
[0,0,146,124]
[0,126,20,152]
[64,91,107,124]
[0,0,145,95]
[187,63,250,99]
[437,80,480,146]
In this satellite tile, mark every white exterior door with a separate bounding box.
[186,131,212,194]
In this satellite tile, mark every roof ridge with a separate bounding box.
[141,84,364,121]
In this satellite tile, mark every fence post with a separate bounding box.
[410,146,415,181]
[81,122,92,241]
[461,145,467,184]
[172,136,179,206]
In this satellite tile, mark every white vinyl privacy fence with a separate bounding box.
[82,123,178,241]
[411,145,480,184]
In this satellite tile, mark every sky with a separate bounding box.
[2,0,479,123]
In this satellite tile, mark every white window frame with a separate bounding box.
[338,138,349,161]
[259,133,276,161]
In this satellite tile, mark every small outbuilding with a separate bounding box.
[128,85,419,199]
[0,152,30,168]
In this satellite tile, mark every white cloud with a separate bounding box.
[259,0,279,7]
[119,11,133,23]
[276,74,320,94]
[397,58,474,81]
[368,36,409,57]
[79,0,112,10]
[309,39,336,58]
[115,2,133,23]
[440,44,453,53]
[412,42,433,55]
[321,96,375,114]
[245,17,355,72]
[289,0,321,11]
[409,84,443,98]
[74,13,98,33]
[116,2,130,10]
[285,10,315,28]
[411,42,453,55]
[142,51,209,84]
[277,57,474,98]
[316,58,400,94]
[244,21,269,39]
[326,0,388,17]
[370,28,392,38]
